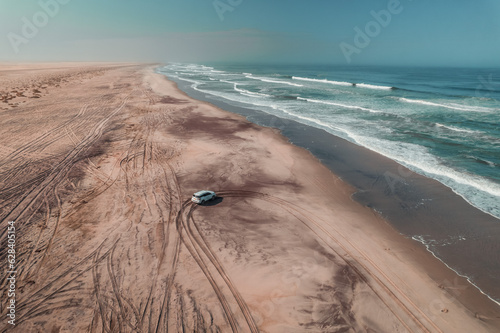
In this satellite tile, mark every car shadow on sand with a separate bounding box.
[201,196,224,206]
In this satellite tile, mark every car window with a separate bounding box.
[194,191,212,198]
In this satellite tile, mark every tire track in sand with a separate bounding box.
[176,198,259,333]
[217,190,442,333]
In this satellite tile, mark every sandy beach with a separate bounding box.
[1,63,499,332]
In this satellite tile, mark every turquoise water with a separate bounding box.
[158,63,500,221]
[157,63,500,304]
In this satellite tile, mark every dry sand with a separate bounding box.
[0,63,499,332]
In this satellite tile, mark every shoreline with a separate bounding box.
[1,63,499,331]
[165,70,500,307]
[151,69,500,331]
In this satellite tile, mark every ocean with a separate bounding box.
[157,63,500,304]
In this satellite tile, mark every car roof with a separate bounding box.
[193,190,213,196]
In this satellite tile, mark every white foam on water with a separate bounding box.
[435,123,480,134]
[245,75,303,87]
[292,76,353,86]
[187,83,282,114]
[164,66,500,221]
[192,65,213,70]
[297,97,382,113]
[277,108,354,138]
[187,84,353,138]
[167,75,202,86]
[465,155,497,167]
[400,98,495,113]
[411,235,500,307]
[191,86,253,105]
[292,77,395,90]
[448,103,498,113]
[161,64,500,305]
[346,134,500,218]
[355,83,393,90]
[233,83,272,98]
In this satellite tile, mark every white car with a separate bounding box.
[191,190,216,204]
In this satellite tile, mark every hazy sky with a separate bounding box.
[1,0,499,67]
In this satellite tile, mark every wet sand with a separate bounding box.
[173,78,500,308]
[1,63,499,332]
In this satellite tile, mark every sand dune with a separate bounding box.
[0,64,498,332]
